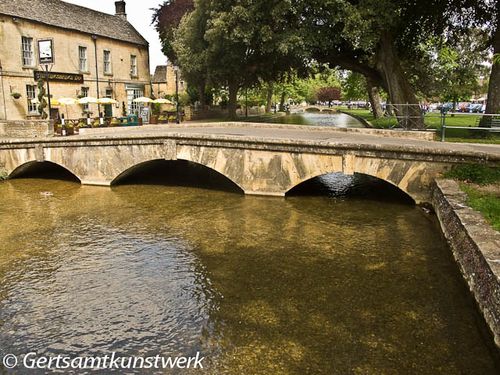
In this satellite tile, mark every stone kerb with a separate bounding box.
[432,179,500,347]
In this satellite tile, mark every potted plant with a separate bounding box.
[158,115,168,124]
[110,118,120,127]
[150,103,161,124]
[168,115,177,123]
[66,123,75,136]
[54,122,63,135]
[11,92,21,99]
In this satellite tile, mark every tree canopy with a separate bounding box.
[153,0,500,123]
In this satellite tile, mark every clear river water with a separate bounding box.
[249,112,365,128]
[0,163,498,374]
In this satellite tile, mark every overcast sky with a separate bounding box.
[64,0,166,70]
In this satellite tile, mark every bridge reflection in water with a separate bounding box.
[8,159,415,204]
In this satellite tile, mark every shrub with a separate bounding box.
[444,164,500,185]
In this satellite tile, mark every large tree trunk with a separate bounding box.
[198,81,206,109]
[227,81,239,120]
[486,24,500,115]
[279,90,286,112]
[375,31,424,129]
[366,77,384,119]
[265,83,273,113]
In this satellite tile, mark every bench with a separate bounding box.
[475,117,500,129]
[441,115,500,141]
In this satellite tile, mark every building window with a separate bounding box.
[26,85,37,113]
[81,87,89,111]
[127,87,143,114]
[22,37,34,66]
[103,50,111,74]
[130,55,137,76]
[79,46,87,72]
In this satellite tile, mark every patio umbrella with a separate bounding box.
[77,96,99,104]
[133,97,154,104]
[44,97,60,106]
[97,98,118,105]
[58,97,78,119]
[152,98,173,105]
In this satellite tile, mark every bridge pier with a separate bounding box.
[81,179,113,187]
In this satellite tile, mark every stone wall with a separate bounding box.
[0,14,150,121]
[0,120,53,138]
[432,179,500,347]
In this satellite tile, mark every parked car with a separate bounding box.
[428,103,439,112]
[469,103,483,113]
[438,102,454,112]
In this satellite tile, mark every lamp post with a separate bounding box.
[43,64,52,120]
[174,66,180,124]
[245,87,248,118]
[92,35,101,118]
[37,39,54,120]
[0,60,6,120]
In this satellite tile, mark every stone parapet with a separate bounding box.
[0,120,53,138]
[187,122,437,141]
[432,179,500,347]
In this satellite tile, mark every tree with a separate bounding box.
[299,0,496,128]
[341,72,367,101]
[316,87,341,106]
[173,0,307,119]
[152,0,195,64]
[486,10,499,114]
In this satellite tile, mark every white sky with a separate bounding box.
[64,0,167,70]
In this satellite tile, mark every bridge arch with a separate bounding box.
[280,155,436,204]
[286,171,416,203]
[110,158,245,193]
[9,160,81,182]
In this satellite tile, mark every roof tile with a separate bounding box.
[0,0,148,46]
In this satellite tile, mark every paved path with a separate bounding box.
[75,122,500,158]
[3,122,500,159]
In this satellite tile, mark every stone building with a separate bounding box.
[152,63,185,98]
[0,0,150,120]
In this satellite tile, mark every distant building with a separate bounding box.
[152,63,185,98]
[0,0,150,120]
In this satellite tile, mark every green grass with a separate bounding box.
[444,164,500,185]
[460,184,500,231]
[342,108,500,144]
[444,164,500,231]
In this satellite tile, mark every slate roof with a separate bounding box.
[0,0,148,46]
[152,65,167,83]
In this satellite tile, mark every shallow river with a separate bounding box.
[252,112,365,128]
[0,167,498,374]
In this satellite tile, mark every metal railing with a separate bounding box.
[377,105,499,141]
[384,104,424,130]
[439,112,500,142]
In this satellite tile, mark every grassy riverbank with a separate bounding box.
[444,164,500,231]
[342,109,500,144]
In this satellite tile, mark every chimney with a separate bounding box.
[115,1,127,20]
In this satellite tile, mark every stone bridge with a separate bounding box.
[0,123,498,203]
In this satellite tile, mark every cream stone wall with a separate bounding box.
[0,14,150,120]
[152,65,186,98]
